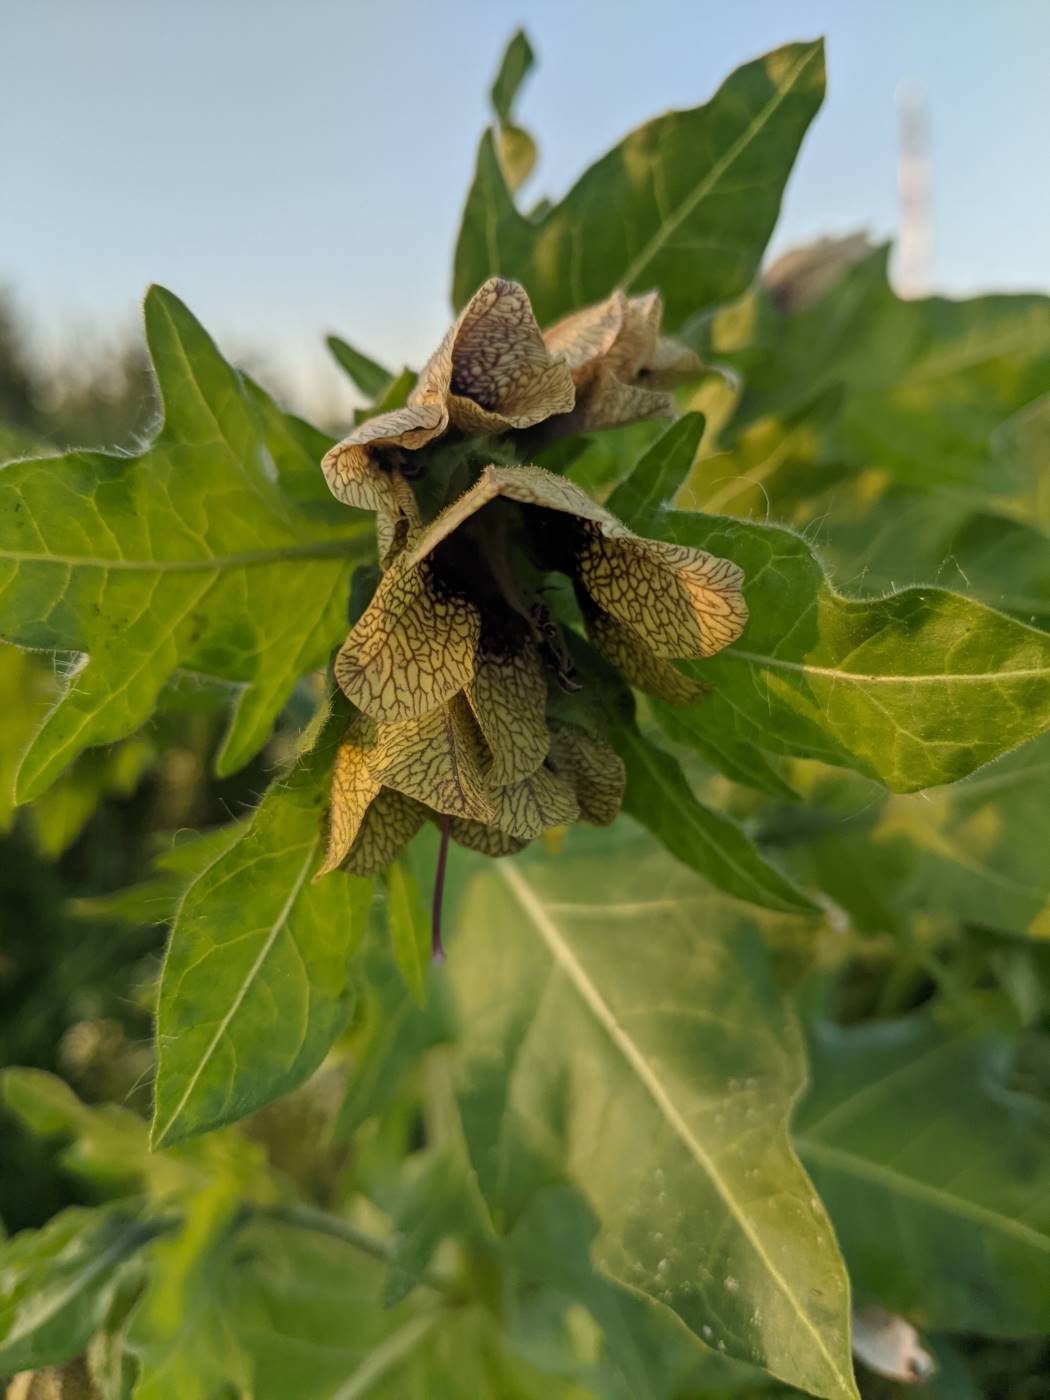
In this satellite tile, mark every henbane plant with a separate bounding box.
[2,26,1050,1400]
[315,277,746,953]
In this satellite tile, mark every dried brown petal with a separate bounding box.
[543,289,700,430]
[368,698,493,821]
[335,557,480,724]
[543,292,626,379]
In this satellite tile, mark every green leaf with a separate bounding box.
[450,828,858,1400]
[326,334,394,401]
[70,820,250,926]
[29,734,154,858]
[649,510,1050,791]
[0,1205,164,1372]
[490,29,535,123]
[228,1219,440,1400]
[795,1013,1050,1335]
[454,40,825,327]
[384,854,430,1006]
[0,286,370,802]
[335,930,454,1140]
[613,715,817,914]
[753,250,1050,503]
[606,417,797,799]
[151,719,374,1147]
[125,1181,249,1400]
[0,645,50,832]
[606,412,705,527]
[785,733,1050,941]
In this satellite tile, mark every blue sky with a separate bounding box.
[5,0,1049,415]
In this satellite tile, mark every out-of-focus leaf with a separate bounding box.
[736,248,1050,496]
[784,734,1050,941]
[29,735,154,858]
[450,828,858,1399]
[335,932,454,1140]
[0,287,371,802]
[643,509,1050,791]
[490,28,535,123]
[381,1142,489,1308]
[325,335,394,401]
[70,820,250,926]
[806,481,1050,633]
[383,854,430,1006]
[0,1206,164,1373]
[454,41,825,327]
[227,1220,440,1400]
[795,1013,1050,1335]
[152,719,373,1148]
[125,1181,249,1400]
[612,714,816,914]
[0,645,51,832]
[488,29,538,193]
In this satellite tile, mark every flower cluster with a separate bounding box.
[315,279,747,912]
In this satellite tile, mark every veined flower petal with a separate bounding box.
[343,788,426,876]
[321,405,446,510]
[315,716,382,879]
[449,818,529,857]
[335,556,481,723]
[368,698,493,821]
[549,722,626,826]
[413,277,575,434]
[578,531,748,659]
[467,637,550,784]
[584,605,709,705]
[487,762,579,839]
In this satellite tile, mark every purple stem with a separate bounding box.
[432,813,451,964]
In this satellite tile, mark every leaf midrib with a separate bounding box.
[498,861,855,1400]
[153,836,318,1146]
[795,1136,1050,1255]
[725,647,1050,685]
[614,43,821,297]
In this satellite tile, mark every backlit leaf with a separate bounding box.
[454,41,825,327]
[0,287,370,803]
[648,510,1050,791]
[152,720,373,1147]
[450,828,858,1399]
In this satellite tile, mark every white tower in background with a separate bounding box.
[896,82,933,298]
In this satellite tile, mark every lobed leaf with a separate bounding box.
[651,510,1050,791]
[0,287,370,803]
[450,828,858,1399]
[454,41,826,327]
